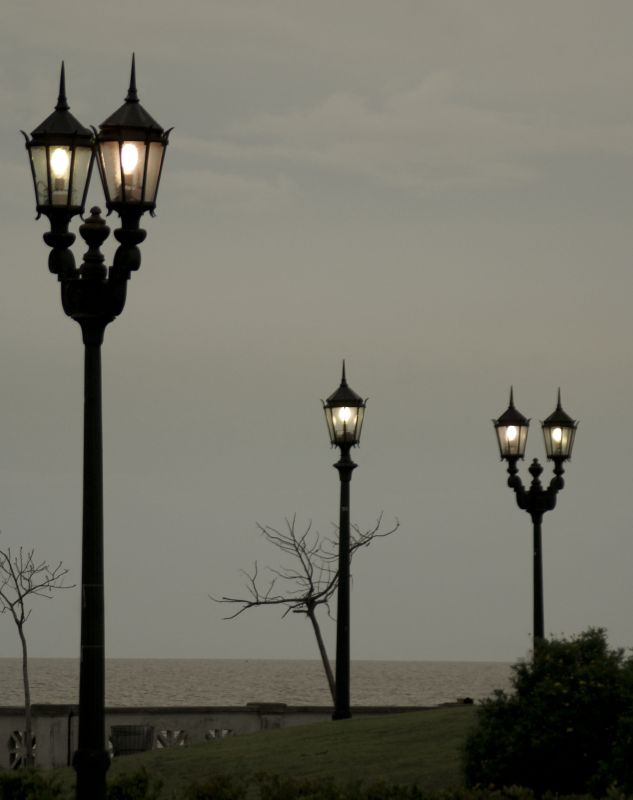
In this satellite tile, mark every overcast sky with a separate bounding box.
[2,1,633,670]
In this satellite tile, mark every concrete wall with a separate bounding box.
[0,704,432,769]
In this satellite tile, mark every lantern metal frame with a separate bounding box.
[322,361,366,447]
[493,387,530,460]
[541,390,578,461]
[22,64,95,232]
[95,55,170,219]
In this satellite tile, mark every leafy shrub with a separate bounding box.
[256,774,343,800]
[106,768,162,800]
[182,776,568,800]
[230,775,539,800]
[181,774,247,800]
[0,771,64,800]
[463,628,633,795]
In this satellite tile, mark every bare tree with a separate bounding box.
[0,542,74,767]
[214,514,398,702]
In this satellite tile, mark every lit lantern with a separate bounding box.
[22,64,94,219]
[493,388,530,460]
[323,362,366,447]
[542,390,577,461]
[96,55,170,215]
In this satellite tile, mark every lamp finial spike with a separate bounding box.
[126,53,139,103]
[56,61,69,113]
[509,385,515,407]
[557,387,562,408]
[341,359,347,385]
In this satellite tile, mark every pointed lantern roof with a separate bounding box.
[98,55,165,140]
[324,361,365,409]
[542,389,577,429]
[29,63,93,145]
[494,386,530,428]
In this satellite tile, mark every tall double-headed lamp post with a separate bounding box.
[23,59,169,800]
[322,362,366,720]
[493,388,577,645]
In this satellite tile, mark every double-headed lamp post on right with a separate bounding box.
[322,362,366,720]
[493,389,578,644]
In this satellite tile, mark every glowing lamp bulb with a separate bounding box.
[505,425,518,442]
[338,407,353,423]
[552,427,563,444]
[50,148,70,179]
[121,142,139,175]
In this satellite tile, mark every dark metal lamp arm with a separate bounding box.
[506,457,528,510]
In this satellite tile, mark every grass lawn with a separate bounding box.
[56,706,476,797]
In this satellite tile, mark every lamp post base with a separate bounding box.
[73,750,110,800]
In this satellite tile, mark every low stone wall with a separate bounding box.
[0,703,432,770]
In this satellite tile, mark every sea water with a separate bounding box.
[0,658,511,707]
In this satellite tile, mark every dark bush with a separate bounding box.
[463,628,633,795]
[182,774,247,800]
[0,771,64,800]
[256,774,344,800]
[189,776,552,800]
[106,768,162,800]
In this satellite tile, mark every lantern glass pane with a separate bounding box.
[30,146,49,206]
[98,140,122,204]
[120,140,147,202]
[324,408,336,443]
[543,424,575,460]
[48,146,73,205]
[495,423,528,459]
[144,141,165,205]
[99,140,153,204]
[70,145,93,208]
[327,404,364,444]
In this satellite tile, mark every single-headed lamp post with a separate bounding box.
[493,388,577,645]
[23,59,169,800]
[322,362,366,720]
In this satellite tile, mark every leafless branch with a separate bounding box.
[0,545,75,628]
[211,514,398,703]
[212,515,398,615]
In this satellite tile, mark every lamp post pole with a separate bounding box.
[333,442,355,720]
[74,218,113,797]
[78,330,107,794]
[23,60,169,800]
[322,363,366,721]
[533,510,544,642]
[493,389,577,646]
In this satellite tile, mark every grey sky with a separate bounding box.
[1,1,633,668]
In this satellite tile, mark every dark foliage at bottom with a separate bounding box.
[3,770,633,800]
[106,767,162,800]
[463,628,633,796]
[0,771,64,800]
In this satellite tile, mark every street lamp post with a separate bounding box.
[322,362,366,720]
[493,388,577,644]
[23,59,169,800]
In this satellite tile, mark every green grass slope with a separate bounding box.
[98,706,476,796]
